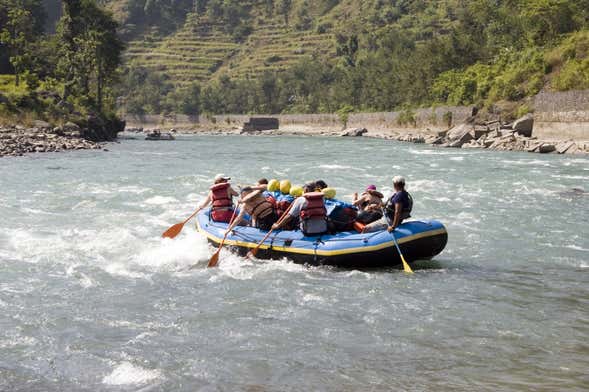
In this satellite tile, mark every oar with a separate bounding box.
[390,230,414,274]
[206,207,239,268]
[381,208,413,274]
[247,202,295,259]
[162,207,201,239]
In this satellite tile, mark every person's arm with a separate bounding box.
[225,207,245,234]
[198,192,212,209]
[272,214,292,230]
[229,186,239,197]
[387,202,402,232]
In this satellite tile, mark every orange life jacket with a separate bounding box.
[210,183,233,222]
[300,192,327,221]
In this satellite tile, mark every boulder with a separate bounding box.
[341,128,368,137]
[538,143,556,153]
[462,140,484,149]
[33,120,51,129]
[446,123,473,140]
[556,141,576,154]
[513,114,534,137]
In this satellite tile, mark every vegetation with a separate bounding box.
[0,0,124,124]
[112,0,589,116]
[3,0,589,120]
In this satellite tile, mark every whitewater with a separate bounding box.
[0,135,587,391]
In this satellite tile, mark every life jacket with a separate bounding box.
[276,194,294,217]
[385,191,413,221]
[299,192,327,235]
[210,182,233,222]
[244,192,274,220]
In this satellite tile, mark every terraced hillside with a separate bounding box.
[123,7,336,86]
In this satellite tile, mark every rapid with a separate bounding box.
[0,135,588,391]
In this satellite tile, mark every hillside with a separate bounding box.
[5,0,589,118]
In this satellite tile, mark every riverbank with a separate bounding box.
[127,119,589,155]
[0,123,105,157]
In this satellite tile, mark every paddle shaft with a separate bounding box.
[248,202,296,258]
[206,206,239,268]
[382,208,413,273]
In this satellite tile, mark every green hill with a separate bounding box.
[10,0,589,118]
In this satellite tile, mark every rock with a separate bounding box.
[462,140,484,149]
[472,126,491,140]
[556,141,576,154]
[33,120,51,129]
[63,121,81,132]
[538,143,556,153]
[0,93,9,105]
[431,136,445,145]
[437,130,448,138]
[513,114,534,137]
[341,128,368,137]
[446,123,473,140]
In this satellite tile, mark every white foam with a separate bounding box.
[145,196,178,205]
[102,362,162,386]
[319,164,353,170]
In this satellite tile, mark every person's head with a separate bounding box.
[257,178,268,186]
[393,175,406,191]
[240,186,254,198]
[267,179,280,192]
[303,182,316,194]
[322,187,336,199]
[290,185,303,198]
[280,180,291,195]
[315,180,328,191]
[366,185,377,192]
[214,174,230,184]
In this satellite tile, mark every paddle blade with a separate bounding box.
[400,255,414,274]
[162,222,184,239]
[207,251,220,268]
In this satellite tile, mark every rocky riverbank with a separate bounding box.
[125,114,588,155]
[1,122,103,157]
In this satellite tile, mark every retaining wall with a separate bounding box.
[124,90,589,141]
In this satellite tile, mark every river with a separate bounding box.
[1,135,588,391]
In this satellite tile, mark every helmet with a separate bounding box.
[267,179,280,192]
[280,180,291,194]
[290,186,303,198]
[322,187,336,199]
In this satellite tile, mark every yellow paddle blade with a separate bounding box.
[162,222,184,239]
[400,255,414,274]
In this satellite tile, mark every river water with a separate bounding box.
[0,135,587,391]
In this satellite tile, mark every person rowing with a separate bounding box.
[225,186,278,234]
[198,174,239,223]
[362,176,413,233]
[272,182,328,236]
[353,185,384,225]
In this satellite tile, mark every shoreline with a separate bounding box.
[127,122,589,155]
[0,123,109,157]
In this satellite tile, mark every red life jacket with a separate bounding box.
[300,192,327,221]
[210,183,233,222]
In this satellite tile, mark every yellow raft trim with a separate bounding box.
[196,220,447,257]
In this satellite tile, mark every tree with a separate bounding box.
[0,2,35,86]
[56,0,124,111]
[277,0,292,25]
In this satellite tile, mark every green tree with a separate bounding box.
[0,3,35,86]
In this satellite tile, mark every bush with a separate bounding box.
[397,108,416,127]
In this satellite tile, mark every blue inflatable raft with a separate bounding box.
[196,208,448,268]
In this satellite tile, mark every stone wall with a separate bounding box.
[124,91,589,142]
[534,90,589,141]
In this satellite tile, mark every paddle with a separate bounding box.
[206,207,239,268]
[382,208,413,274]
[162,207,201,239]
[247,202,295,259]
[390,229,414,274]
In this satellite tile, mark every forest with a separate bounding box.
[1,0,589,121]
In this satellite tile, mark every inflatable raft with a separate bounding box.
[196,208,448,268]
